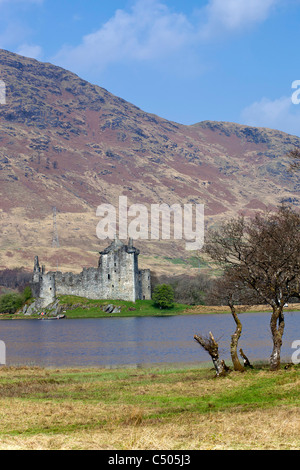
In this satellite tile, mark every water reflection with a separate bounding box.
[0,311,299,368]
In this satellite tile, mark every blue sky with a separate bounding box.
[1,0,300,136]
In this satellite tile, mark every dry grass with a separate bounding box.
[0,366,299,450]
[185,303,300,314]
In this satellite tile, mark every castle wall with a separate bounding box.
[99,247,138,301]
[38,272,56,308]
[140,269,151,300]
[32,239,151,305]
[53,268,100,299]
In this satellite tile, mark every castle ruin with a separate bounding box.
[31,238,151,308]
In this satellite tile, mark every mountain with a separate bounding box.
[0,49,299,275]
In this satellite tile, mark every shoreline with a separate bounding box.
[0,302,299,320]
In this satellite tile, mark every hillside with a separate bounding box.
[0,49,299,275]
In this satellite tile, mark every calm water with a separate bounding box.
[0,312,299,368]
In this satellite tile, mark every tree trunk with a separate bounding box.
[194,331,228,377]
[270,306,285,371]
[229,305,245,372]
[212,357,227,377]
[240,348,253,368]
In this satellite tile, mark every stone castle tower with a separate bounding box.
[31,238,151,308]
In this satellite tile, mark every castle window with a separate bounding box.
[108,274,110,280]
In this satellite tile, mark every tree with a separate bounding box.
[194,331,229,377]
[207,268,260,372]
[0,293,23,314]
[205,206,300,371]
[22,286,32,302]
[151,272,213,305]
[0,268,31,291]
[153,284,174,309]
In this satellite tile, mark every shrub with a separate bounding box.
[152,284,174,309]
[22,286,32,302]
[0,293,24,314]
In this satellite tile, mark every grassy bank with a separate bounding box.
[0,364,299,450]
[1,295,299,320]
[0,296,192,320]
[58,296,192,319]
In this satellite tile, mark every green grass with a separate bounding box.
[164,256,208,268]
[0,364,299,449]
[58,295,192,319]
[0,364,299,415]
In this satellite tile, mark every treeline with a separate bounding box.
[151,272,215,306]
[152,271,299,307]
[0,268,32,292]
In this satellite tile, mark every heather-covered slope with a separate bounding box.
[0,49,299,273]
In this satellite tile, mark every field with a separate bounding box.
[0,364,299,450]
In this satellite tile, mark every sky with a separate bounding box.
[0,0,300,136]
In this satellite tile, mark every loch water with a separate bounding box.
[0,311,299,368]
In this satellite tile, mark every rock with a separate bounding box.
[25,301,36,315]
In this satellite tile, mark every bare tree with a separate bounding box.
[207,269,260,372]
[194,331,229,377]
[205,206,300,371]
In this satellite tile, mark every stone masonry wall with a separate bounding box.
[32,239,151,305]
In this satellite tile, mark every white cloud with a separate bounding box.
[53,0,278,76]
[241,96,300,136]
[16,43,43,59]
[54,0,194,73]
[202,0,278,35]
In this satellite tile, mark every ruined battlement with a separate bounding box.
[31,238,151,308]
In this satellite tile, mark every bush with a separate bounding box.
[22,286,32,302]
[0,286,32,314]
[0,293,24,314]
[153,284,174,309]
